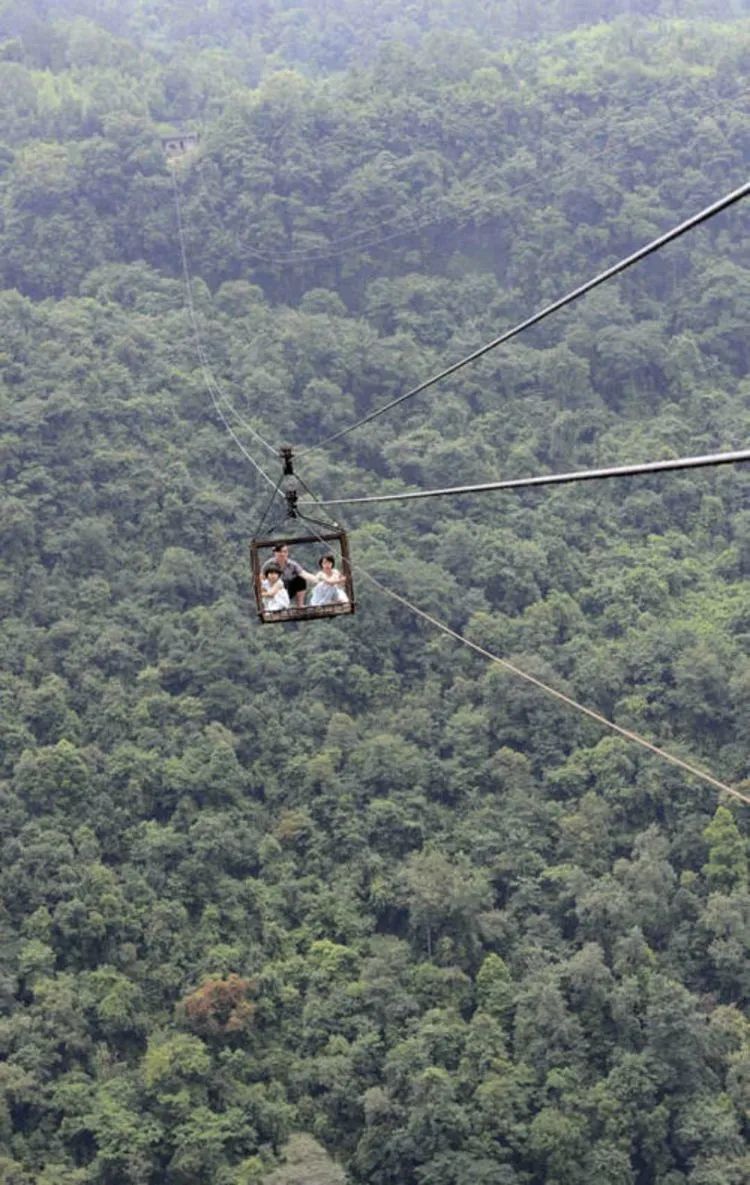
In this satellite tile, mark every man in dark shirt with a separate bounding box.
[262,544,308,607]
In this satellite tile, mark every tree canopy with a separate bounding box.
[0,2,749,1183]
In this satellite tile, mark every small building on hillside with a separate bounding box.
[161,131,199,159]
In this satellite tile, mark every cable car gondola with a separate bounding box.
[250,449,355,624]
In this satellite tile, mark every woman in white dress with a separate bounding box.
[309,553,349,606]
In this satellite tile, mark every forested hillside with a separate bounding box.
[1,2,749,1183]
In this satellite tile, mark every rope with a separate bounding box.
[359,568,750,809]
[293,499,749,809]
[170,167,282,490]
[300,448,750,508]
[298,179,750,456]
[253,470,286,538]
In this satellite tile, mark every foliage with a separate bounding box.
[0,2,749,1183]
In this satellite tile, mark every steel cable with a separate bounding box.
[298,179,750,455]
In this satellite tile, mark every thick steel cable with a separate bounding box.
[170,168,282,490]
[290,508,749,809]
[301,448,750,508]
[298,179,750,456]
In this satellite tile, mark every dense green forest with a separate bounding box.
[1,1,749,1183]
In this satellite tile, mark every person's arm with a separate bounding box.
[265,588,289,609]
[261,580,281,602]
[320,568,346,585]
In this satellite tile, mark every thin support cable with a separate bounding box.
[286,500,748,807]
[298,178,750,456]
[298,511,347,530]
[170,168,282,489]
[357,568,750,809]
[300,448,750,508]
[172,171,278,457]
[211,372,281,458]
[172,167,278,460]
[293,471,345,531]
[253,470,286,538]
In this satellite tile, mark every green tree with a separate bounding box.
[399,848,492,960]
[702,807,748,892]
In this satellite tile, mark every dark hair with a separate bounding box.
[265,562,281,575]
[318,552,336,568]
[273,543,288,552]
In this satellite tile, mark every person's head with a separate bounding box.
[273,544,289,559]
[265,562,281,582]
[319,552,335,571]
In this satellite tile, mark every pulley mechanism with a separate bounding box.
[285,488,299,519]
